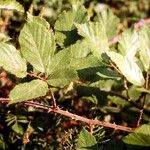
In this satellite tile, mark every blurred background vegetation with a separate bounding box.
[0,0,150,149]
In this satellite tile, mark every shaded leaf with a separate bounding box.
[76,21,109,59]
[19,21,55,74]
[55,4,87,47]
[123,124,150,147]
[9,79,48,104]
[12,122,24,135]
[0,43,27,78]
[0,0,24,13]
[77,128,98,150]
[96,67,121,80]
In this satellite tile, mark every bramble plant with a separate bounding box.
[0,0,150,149]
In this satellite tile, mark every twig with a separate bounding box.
[0,15,10,32]
[26,101,134,132]
[134,18,150,29]
[136,72,149,127]
[0,97,10,103]
[49,88,57,108]
[0,98,134,132]
[27,72,47,81]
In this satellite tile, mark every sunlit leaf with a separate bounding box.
[9,79,48,104]
[118,30,140,58]
[123,124,150,147]
[27,13,50,29]
[0,43,27,78]
[19,21,55,74]
[96,9,120,39]
[139,25,150,71]
[76,21,109,59]
[70,40,91,58]
[0,0,24,13]
[106,51,145,86]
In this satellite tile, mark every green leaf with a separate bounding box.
[48,49,71,75]
[48,68,78,87]
[27,13,50,29]
[76,21,109,59]
[0,33,10,42]
[118,30,139,58]
[96,9,120,39]
[9,79,48,104]
[12,122,24,135]
[55,4,87,47]
[19,21,55,74]
[71,55,101,70]
[0,0,24,13]
[139,25,150,71]
[135,87,150,94]
[77,128,98,150]
[0,43,27,78]
[96,67,121,80]
[70,40,91,58]
[106,51,145,86]
[90,79,116,92]
[123,124,150,147]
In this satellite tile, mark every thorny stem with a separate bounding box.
[0,18,149,134]
[0,99,134,132]
[136,72,149,127]
[25,102,134,132]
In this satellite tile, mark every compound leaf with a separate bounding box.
[9,79,48,104]
[0,43,27,78]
